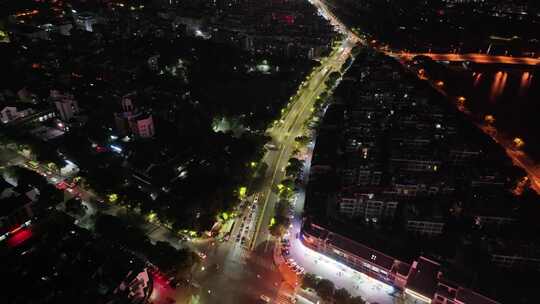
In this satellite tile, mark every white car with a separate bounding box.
[260,295,271,303]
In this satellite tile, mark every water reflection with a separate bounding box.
[489,71,507,102]
[473,72,482,87]
[519,72,533,96]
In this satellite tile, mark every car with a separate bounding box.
[260,295,271,303]
[56,182,68,190]
[296,266,305,274]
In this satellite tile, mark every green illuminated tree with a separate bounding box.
[285,157,304,178]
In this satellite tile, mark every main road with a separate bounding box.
[188,36,357,304]
[251,36,356,253]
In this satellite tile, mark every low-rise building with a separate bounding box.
[51,90,79,122]
[1,105,35,123]
[300,223,499,304]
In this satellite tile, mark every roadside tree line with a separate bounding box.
[302,273,367,304]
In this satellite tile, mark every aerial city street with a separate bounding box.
[1,1,540,304]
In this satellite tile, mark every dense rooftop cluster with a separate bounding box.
[328,0,540,55]
[304,49,540,303]
[0,0,333,231]
[1,213,150,304]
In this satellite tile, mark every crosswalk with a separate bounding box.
[275,293,294,304]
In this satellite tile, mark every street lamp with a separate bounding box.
[513,137,525,149]
[484,115,495,125]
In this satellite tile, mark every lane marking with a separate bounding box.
[251,44,351,251]
[251,145,286,250]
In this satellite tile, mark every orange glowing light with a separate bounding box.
[513,137,525,149]
[14,10,39,17]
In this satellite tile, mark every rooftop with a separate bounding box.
[405,257,440,299]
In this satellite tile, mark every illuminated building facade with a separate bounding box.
[300,222,500,304]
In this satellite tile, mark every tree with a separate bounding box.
[149,241,198,276]
[9,166,48,189]
[94,213,150,251]
[277,178,295,200]
[285,157,304,178]
[270,200,292,237]
[37,183,64,209]
[351,45,363,57]
[295,135,310,146]
[315,279,335,301]
[328,71,341,83]
[349,296,366,304]
[301,273,320,290]
[65,197,86,216]
[334,288,351,303]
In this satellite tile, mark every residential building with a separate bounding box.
[300,223,499,304]
[338,193,398,221]
[0,192,34,241]
[130,113,155,138]
[406,257,500,304]
[114,94,155,139]
[407,219,445,236]
[51,90,79,121]
[0,105,34,123]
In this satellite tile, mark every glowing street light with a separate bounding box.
[513,137,525,149]
[108,193,118,203]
